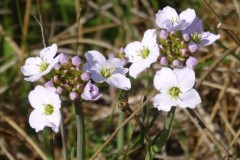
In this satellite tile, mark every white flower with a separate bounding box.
[155,6,196,32]
[28,85,61,132]
[124,29,159,78]
[83,50,131,90]
[153,67,201,112]
[182,17,220,48]
[21,44,60,82]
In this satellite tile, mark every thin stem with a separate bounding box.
[74,100,85,160]
[60,110,68,160]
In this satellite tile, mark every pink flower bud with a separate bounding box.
[81,72,91,81]
[160,56,168,66]
[181,49,188,57]
[172,59,181,67]
[44,79,54,88]
[81,81,101,101]
[160,30,168,40]
[59,53,70,65]
[71,56,81,67]
[186,56,198,69]
[54,63,61,71]
[69,92,79,101]
[188,42,198,53]
[56,86,63,94]
[182,33,190,42]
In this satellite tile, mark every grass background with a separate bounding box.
[0,0,239,159]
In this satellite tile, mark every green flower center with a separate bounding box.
[169,87,181,99]
[100,66,114,78]
[44,104,54,115]
[140,47,150,59]
[39,62,49,72]
[191,33,201,44]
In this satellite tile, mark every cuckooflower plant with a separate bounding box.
[83,50,131,90]
[28,85,61,132]
[153,67,201,112]
[21,44,60,82]
[155,6,196,32]
[124,29,160,78]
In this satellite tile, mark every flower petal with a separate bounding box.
[142,29,157,49]
[152,93,177,112]
[128,60,148,78]
[182,17,203,35]
[28,86,46,109]
[47,110,61,132]
[178,89,201,109]
[124,41,143,63]
[21,57,42,76]
[173,67,195,92]
[85,50,106,67]
[154,67,177,92]
[200,32,220,46]
[40,44,57,63]
[29,109,46,132]
[106,74,131,90]
[179,8,196,30]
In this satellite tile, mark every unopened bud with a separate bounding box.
[159,30,168,40]
[56,86,63,94]
[160,56,168,66]
[69,92,79,101]
[71,56,81,67]
[59,53,70,65]
[183,33,190,42]
[186,56,198,69]
[181,49,188,57]
[172,59,181,67]
[188,42,198,53]
[44,79,54,88]
[81,72,91,81]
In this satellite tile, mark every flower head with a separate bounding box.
[81,81,102,101]
[153,67,201,112]
[83,51,131,90]
[21,44,59,82]
[155,6,196,32]
[28,85,61,132]
[182,17,220,49]
[124,29,160,78]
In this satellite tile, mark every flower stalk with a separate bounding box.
[74,100,85,160]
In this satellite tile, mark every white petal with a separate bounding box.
[90,69,105,83]
[21,57,42,76]
[173,67,195,92]
[124,41,142,63]
[28,85,46,109]
[47,110,61,132]
[106,74,131,90]
[40,44,57,63]
[142,29,157,48]
[155,6,178,30]
[41,55,60,76]
[182,17,203,35]
[178,89,201,109]
[29,109,46,132]
[129,60,148,78]
[24,73,43,82]
[179,8,196,30]
[144,44,160,65]
[107,58,124,68]
[152,93,177,112]
[85,50,106,67]
[154,67,177,92]
[200,32,220,46]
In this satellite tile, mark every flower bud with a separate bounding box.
[186,56,198,69]
[44,79,54,88]
[59,53,70,65]
[181,49,188,57]
[160,56,168,66]
[159,30,168,40]
[172,59,181,67]
[81,81,102,101]
[81,72,91,81]
[53,75,61,85]
[188,42,198,53]
[182,33,190,42]
[54,63,61,71]
[69,92,79,101]
[56,86,63,94]
[71,56,81,67]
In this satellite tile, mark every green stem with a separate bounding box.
[60,110,68,160]
[74,100,85,160]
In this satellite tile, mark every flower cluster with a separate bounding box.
[21,45,130,132]
[124,6,220,111]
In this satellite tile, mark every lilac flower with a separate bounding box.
[153,67,201,112]
[28,85,61,132]
[124,29,160,78]
[83,51,131,90]
[71,56,81,67]
[155,6,196,32]
[21,44,60,82]
[69,92,79,101]
[59,53,70,65]
[81,72,91,81]
[81,81,102,101]
[182,17,220,49]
